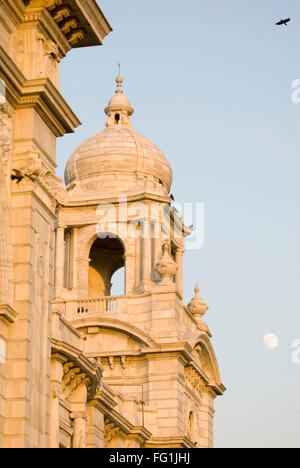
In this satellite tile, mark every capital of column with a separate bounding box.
[70,411,88,421]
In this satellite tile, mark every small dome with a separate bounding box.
[65,77,173,198]
[65,126,173,197]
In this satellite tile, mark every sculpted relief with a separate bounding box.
[11,150,68,205]
[0,99,13,175]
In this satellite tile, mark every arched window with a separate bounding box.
[88,234,125,297]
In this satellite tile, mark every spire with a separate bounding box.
[105,75,134,128]
[116,75,123,95]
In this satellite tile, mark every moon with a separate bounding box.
[263,334,279,349]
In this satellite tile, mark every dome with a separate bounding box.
[64,76,173,198]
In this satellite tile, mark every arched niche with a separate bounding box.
[191,335,221,386]
[88,233,125,297]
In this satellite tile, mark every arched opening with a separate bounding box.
[110,267,125,296]
[114,113,120,125]
[88,234,125,297]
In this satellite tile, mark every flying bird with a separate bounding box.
[276,18,291,26]
[170,194,175,201]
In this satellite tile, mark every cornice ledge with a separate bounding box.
[127,426,152,444]
[207,382,227,397]
[51,338,102,401]
[73,0,112,46]
[21,7,71,57]
[95,383,118,412]
[143,342,193,362]
[107,409,135,436]
[19,78,81,136]
[0,45,26,107]
[145,436,195,449]
[2,0,25,26]
[0,304,17,323]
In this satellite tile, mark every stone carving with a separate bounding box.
[52,6,71,23]
[38,171,68,204]
[185,366,205,397]
[0,104,13,174]
[67,29,85,46]
[187,284,209,332]
[11,150,42,184]
[44,40,59,59]
[155,240,178,284]
[104,418,120,446]
[60,18,79,35]
[61,361,92,402]
[11,152,68,204]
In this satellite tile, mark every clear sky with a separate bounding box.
[56,0,300,448]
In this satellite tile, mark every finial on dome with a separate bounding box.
[116,75,123,95]
[105,74,134,128]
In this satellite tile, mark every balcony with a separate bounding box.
[61,295,129,322]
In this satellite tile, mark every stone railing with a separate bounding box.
[63,296,128,321]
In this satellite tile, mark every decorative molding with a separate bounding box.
[145,436,195,449]
[0,103,13,174]
[0,304,17,323]
[38,170,68,204]
[104,418,120,445]
[61,360,91,401]
[19,78,81,136]
[12,150,42,182]
[184,365,206,398]
[0,45,81,136]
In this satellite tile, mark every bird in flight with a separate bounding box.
[276,18,291,26]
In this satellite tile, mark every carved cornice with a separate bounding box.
[23,0,112,49]
[145,436,195,449]
[73,0,112,46]
[19,78,81,136]
[51,338,102,401]
[21,6,71,58]
[0,0,26,27]
[0,46,81,135]
[0,45,25,107]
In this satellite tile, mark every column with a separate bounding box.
[71,412,88,448]
[50,354,67,448]
[142,218,152,286]
[72,228,79,292]
[77,257,91,297]
[152,220,161,281]
[135,222,141,286]
[55,225,65,294]
[86,402,105,448]
[175,248,184,293]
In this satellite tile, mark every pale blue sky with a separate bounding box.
[57,0,300,448]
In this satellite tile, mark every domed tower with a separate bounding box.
[54,77,225,449]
